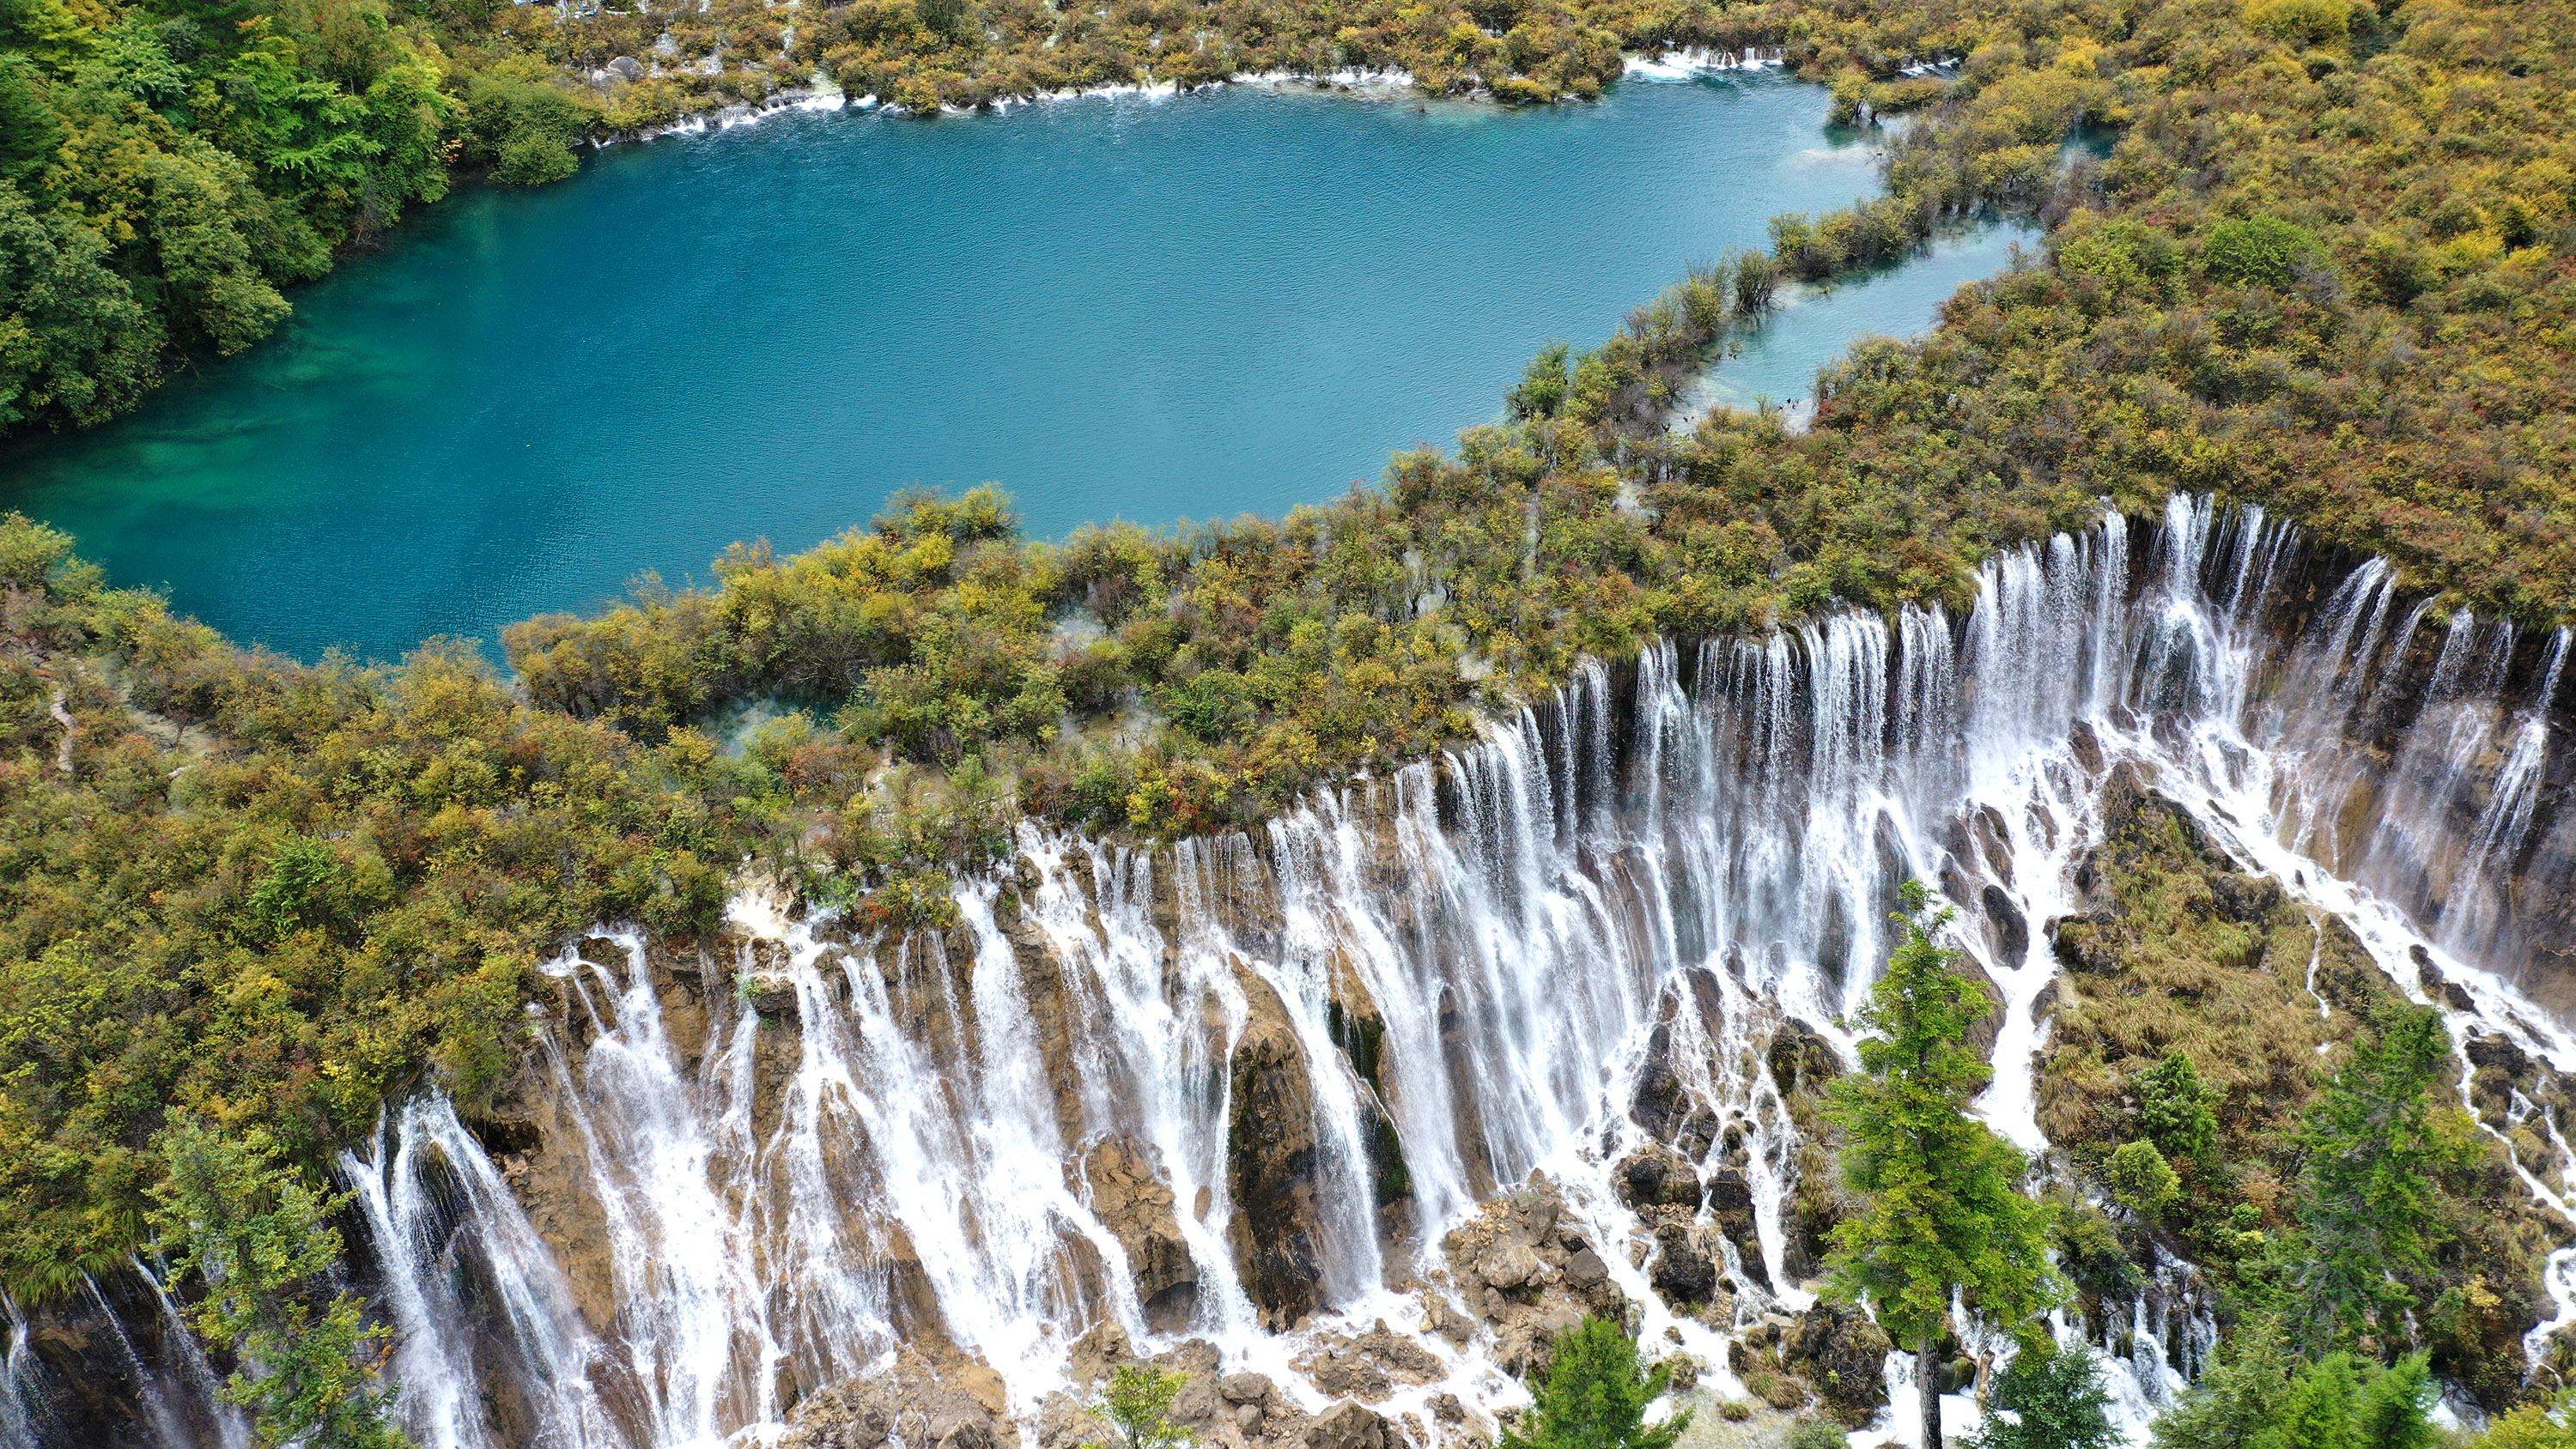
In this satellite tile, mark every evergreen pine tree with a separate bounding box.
[2354,1354,2439,1449]
[1497,1316,1691,1449]
[2148,1317,2297,1449]
[1824,882,2066,1449]
[2149,1326,2439,1449]
[2277,1354,2360,1449]
[2136,1051,2220,1167]
[2289,1003,2469,1342]
[1969,1340,2118,1449]
[148,1116,413,1449]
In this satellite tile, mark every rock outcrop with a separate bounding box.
[1780,1301,1893,1427]
[781,1346,1013,1449]
[1227,969,1328,1329]
[1293,1321,1445,1402]
[1083,1137,1200,1331]
[1439,1174,1622,1377]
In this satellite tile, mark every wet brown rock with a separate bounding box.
[1297,1322,1444,1403]
[1438,1174,1617,1371]
[1982,884,2030,964]
[2049,913,2123,976]
[1647,1219,1717,1305]
[1781,1301,1893,1428]
[1307,1401,1397,1449]
[1227,968,1327,1329]
[781,1346,1017,1449]
[1065,1320,1136,1388]
[1083,1137,1200,1331]
[741,962,801,1019]
[1564,1246,1609,1290]
[2469,1032,2534,1079]
[1765,1021,1841,1101]
[1614,1144,1701,1210]
[1034,1397,1114,1449]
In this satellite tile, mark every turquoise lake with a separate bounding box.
[0,70,2024,662]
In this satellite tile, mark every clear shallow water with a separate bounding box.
[5,72,1985,661]
[1687,217,2037,422]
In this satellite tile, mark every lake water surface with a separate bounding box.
[1,71,2014,660]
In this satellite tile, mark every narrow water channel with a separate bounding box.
[2,71,2012,660]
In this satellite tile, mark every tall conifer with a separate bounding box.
[1824,883,2064,1449]
[2288,1002,2467,1342]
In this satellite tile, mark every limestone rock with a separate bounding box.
[1227,969,1327,1329]
[1781,1301,1893,1427]
[2049,912,2123,975]
[1296,1322,1443,1403]
[1083,1137,1200,1331]
[1646,1216,1717,1305]
[781,1346,1016,1449]
[741,968,800,1018]
[1614,1144,1701,1210]
[1065,1320,1135,1388]
[1765,1021,1841,1101]
[1307,1400,1396,1449]
[1438,1173,1619,1375]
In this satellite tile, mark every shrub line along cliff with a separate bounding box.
[4,0,2576,1432]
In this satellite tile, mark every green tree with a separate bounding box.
[1497,1315,1691,1449]
[2352,1355,2438,1449]
[2149,1317,2297,1449]
[2150,1326,2436,1449]
[1507,341,1571,420]
[1970,1341,2117,1449]
[1094,1365,1190,1449]
[2105,1140,2179,1216]
[245,834,347,940]
[148,1116,413,1449]
[1824,882,2065,1449]
[0,178,161,427]
[2287,1003,2467,1343]
[2469,1387,2576,1448]
[2277,1354,2359,1449]
[0,58,59,189]
[2274,1351,2437,1449]
[2202,215,2325,288]
[2136,1051,2219,1167]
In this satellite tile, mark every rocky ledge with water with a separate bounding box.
[14,494,2576,1448]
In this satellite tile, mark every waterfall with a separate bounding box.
[340,1097,625,1449]
[70,493,2576,1449]
[131,1262,248,1449]
[82,1276,206,1449]
[2,1299,41,1449]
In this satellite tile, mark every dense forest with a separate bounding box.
[4,0,2576,1431]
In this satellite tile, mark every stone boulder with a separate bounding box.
[1781,1301,1893,1428]
[1083,1137,1200,1331]
[1295,1321,1444,1402]
[1614,1144,1702,1210]
[1765,1021,1841,1102]
[1227,969,1328,1329]
[1307,1400,1397,1449]
[1438,1173,1620,1377]
[1646,1217,1718,1306]
[781,1346,1012,1449]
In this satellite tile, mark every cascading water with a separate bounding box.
[2,1299,42,1449]
[60,493,2576,1449]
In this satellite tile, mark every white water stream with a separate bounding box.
[27,495,2575,1449]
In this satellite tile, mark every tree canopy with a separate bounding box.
[1826,882,2065,1448]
